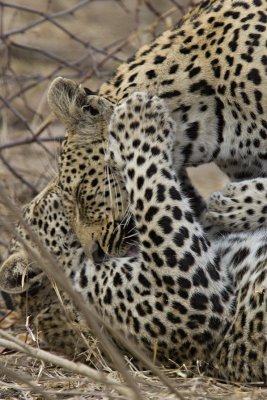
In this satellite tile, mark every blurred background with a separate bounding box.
[0,0,228,261]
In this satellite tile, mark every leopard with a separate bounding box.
[47,78,133,259]
[44,0,267,257]
[52,0,267,234]
[47,74,267,261]
[204,178,267,233]
[56,85,267,383]
[1,91,266,383]
[0,181,100,362]
[98,0,267,186]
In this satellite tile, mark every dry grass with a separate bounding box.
[1,350,267,399]
[0,1,265,399]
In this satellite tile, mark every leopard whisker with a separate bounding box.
[112,206,131,233]
[109,167,122,217]
[124,232,138,240]
[105,164,114,211]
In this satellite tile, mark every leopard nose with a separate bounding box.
[92,242,107,264]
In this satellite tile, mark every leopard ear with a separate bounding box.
[0,251,41,294]
[48,77,114,139]
[47,77,88,127]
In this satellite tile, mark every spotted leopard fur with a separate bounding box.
[50,0,267,250]
[205,178,267,232]
[100,0,267,184]
[1,92,266,383]
[65,90,267,382]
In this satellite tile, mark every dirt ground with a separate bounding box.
[1,1,264,399]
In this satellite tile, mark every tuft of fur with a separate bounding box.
[48,77,114,142]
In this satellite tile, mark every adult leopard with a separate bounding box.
[0,92,266,383]
[99,0,267,186]
[49,0,267,226]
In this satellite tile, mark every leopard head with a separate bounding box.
[48,77,136,260]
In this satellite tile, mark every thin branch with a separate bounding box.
[0,135,63,151]
[10,41,83,73]
[0,0,93,39]
[144,0,162,17]
[0,94,35,135]
[0,364,55,400]
[168,0,185,14]
[42,16,123,62]
[32,112,55,138]
[0,0,122,62]
[0,239,8,247]
[0,332,134,399]
[82,33,135,81]
[0,95,53,157]
[0,154,38,195]
[0,66,62,111]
